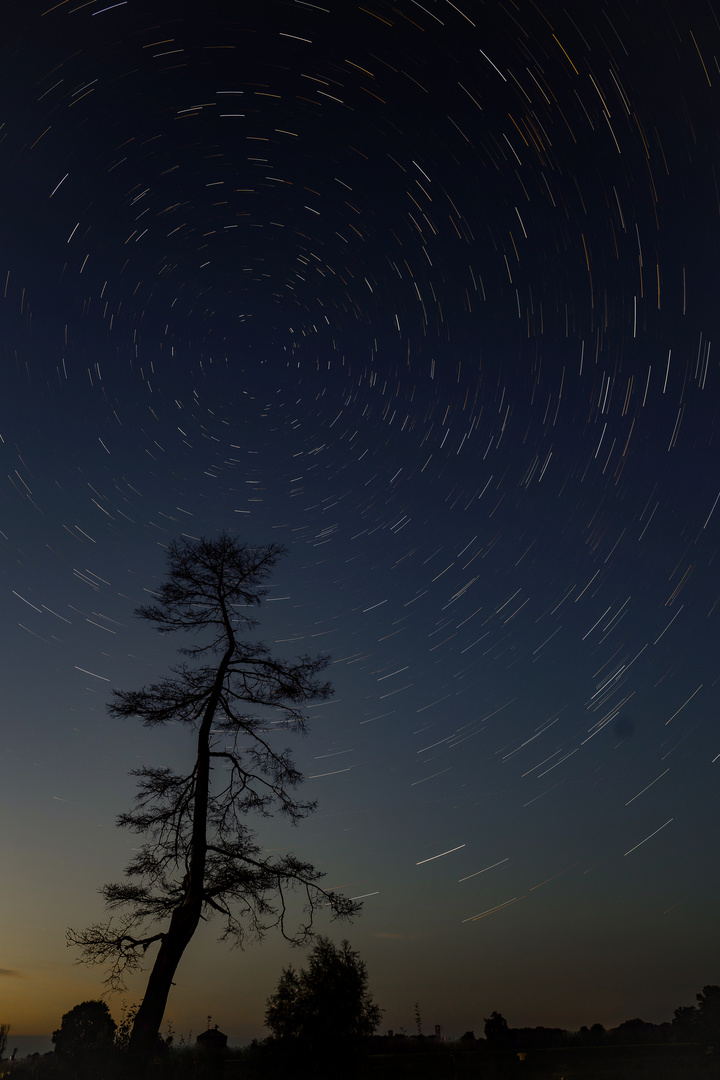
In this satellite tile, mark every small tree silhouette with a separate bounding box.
[52,1000,116,1069]
[265,937,382,1044]
[484,1011,510,1046]
[673,988,720,1047]
[692,986,720,1049]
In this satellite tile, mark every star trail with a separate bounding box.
[3,0,720,1043]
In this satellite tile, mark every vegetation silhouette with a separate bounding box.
[51,1001,116,1078]
[483,1011,510,1047]
[266,936,382,1039]
[673,985,720,1049]
[265,937,381,1078]
[4,981,720,1079]
[66,534,359,1064]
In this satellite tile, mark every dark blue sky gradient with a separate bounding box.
[2,0,720,1043]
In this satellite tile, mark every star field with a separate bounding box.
[2,0,720,1042]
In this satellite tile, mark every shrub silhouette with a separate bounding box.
[52,1000,116,1071]
[266,937,382,1044]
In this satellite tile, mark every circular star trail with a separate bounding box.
[3,0,720,1040]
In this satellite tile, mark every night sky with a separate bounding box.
[3,0,720,1046]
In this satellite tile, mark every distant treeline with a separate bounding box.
[373,1017,673,1052]
[475,1018,672,1049]
[375,986,720,1052]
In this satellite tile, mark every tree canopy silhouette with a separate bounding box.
[673,985,720,1047]
[52,1000,116,1067]
[68,534,359,1061]
[484,1011,510,1046]
[265,937,382,1043]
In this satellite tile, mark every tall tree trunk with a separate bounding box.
[128,643,233,1062]
[128,900,202,1059]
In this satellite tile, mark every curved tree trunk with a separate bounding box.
[129,643,233,1062]
[128,901,203,1059]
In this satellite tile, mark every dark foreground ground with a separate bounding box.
[6,1042,719,1079]
[219,1042,720,1080]
[361,1043,719,1080]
